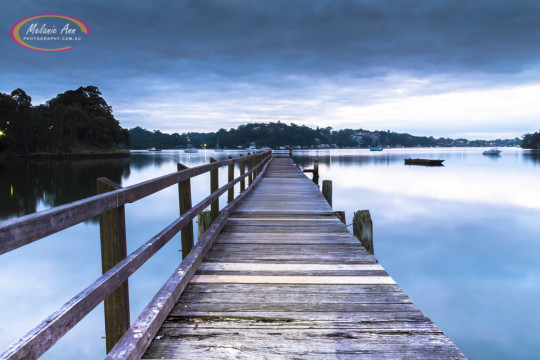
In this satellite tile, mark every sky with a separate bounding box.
[1,0,540,139]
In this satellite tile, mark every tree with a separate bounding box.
[522,131,540,149]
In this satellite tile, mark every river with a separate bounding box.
[1,148,539,359]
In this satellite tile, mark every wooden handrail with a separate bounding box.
[0,151,270,255]
[106,156,272,360]
[0,150,272,360]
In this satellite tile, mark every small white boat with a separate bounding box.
[147,147,161,152]
[184,145,198,153]
[483,148,501,155]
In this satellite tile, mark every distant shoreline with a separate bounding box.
[0,149,130,160]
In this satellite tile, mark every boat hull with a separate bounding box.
[404,158,444,166]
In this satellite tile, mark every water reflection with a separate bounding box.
[1,148,539,360]
[0,158,130,220]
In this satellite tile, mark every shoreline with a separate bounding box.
[0,149,130,160]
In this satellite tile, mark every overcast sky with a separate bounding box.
[2,0,540,139]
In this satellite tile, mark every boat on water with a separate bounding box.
[483,148,501,155]
[184,145,198,153]
[148,147,162,152]
[404,158,444,166]
[370,147,383,151]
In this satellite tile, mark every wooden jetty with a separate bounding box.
[0,152,464,359]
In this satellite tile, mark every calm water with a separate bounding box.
[1,148,539,359]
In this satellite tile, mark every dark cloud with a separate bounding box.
[1,1,540,137]
[3,0,540,79]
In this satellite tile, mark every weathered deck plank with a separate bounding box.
[143,158,465,359]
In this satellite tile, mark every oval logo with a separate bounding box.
[10,14,91,52]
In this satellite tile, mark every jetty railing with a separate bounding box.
[0,149,272,360]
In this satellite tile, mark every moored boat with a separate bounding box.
[148,147,162,152]
[404,158,444,166]
[370,147,383,151]
[483,148,501,155]
[184,145,198,153]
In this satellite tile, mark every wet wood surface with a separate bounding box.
[143,158,465,359]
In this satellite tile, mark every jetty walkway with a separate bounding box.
[0,153,464,359]
[140,158,465,359]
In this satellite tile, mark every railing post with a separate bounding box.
[210,157,219,222]
[240,156,246,192]
[248,153,253,186]
[353,210,374,255]
[228,155,234,203]
[198,210,212,237]
[177,163,194,259]
[334,210,346,224]
[322,180,332,207]
[97,177,130,353]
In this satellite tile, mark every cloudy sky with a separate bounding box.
[2,0,540,139]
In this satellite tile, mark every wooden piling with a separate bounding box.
[289,148,293,158]
[228,155,234,203]
[240,156,246,192]
[353,210,374,255]
[247,152,253,186]
[177,163,194,259]
[197,210,212,238]
[322,180,332,207]
[209,157,219,223]
[97,177,130,353]
[313,158,319,184]
[334,210,346,224]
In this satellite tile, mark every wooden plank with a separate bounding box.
[198,263,385,271]
[190,275,397,285]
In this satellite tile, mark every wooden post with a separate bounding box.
[228,155,234,203]
[353,210,373,255]
[177,163,194,259]
[247,153,253,186]
[197,210,212,238]
[210,157,219,223]
[289,148,293,158]
[97,177,130,353]
[240,156,246,192]
[334,210,346,224]
[313,158,319,184]
[322,180,332,207]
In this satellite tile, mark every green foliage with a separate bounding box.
[0,86,129,154]
[522,131,540,149]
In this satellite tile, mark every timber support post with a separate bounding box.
[228,155,234,203]
[247,152,253,186]
[210,157,219,223]
[177,163,194,259]
[353,210,374,255]
[313,158,319,184]
[240,156,246,192]
[197,210,212,238]
[289,148,293,158]
[334,210,346,224]
[97,177,130,353]
[322,180,332,207]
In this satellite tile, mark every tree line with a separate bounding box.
[0,86,129,155]
[128,123,522,149]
